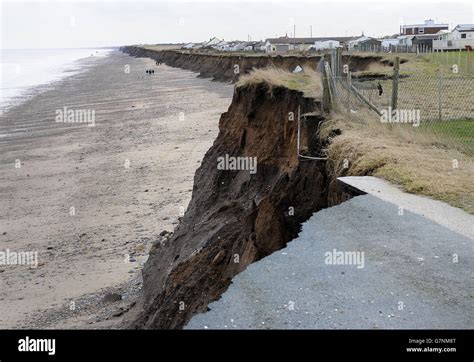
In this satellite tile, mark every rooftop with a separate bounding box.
[266,36,357,44]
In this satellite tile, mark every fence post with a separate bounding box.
[322,59,332,113]
[438,67,443,122]
[467,49,471,74]
[347,71,352,112]
[391,56,400,112]
[336,47,342,76]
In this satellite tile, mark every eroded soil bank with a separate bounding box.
[0,51,233,328]
[120,47,389,82]
[131,82,359,328]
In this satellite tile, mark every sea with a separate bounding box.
[0,48,114,114]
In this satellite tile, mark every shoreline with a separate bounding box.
[0,48,114,116]
[0,50,233,328]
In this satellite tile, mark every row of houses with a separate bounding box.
[395,20,474,51]
[182,38,266,52]
[184,20,474,54]
[315,21,474,52]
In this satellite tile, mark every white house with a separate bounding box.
[266,36,355,53]
[314,40,341,50]
[231,42,247,51]
[433,24,474,50]
[397,35,415,47]
[182,43,194,49]
[202,37,223,48]
[347,36,369,50]
[215,40,230,51]
[381,38,399,49]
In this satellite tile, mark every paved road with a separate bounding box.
[186,185,474,329]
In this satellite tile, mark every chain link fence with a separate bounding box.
[324,55,473,154]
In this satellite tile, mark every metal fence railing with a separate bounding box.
[323,53,473,154]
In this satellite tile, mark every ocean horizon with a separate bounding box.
[0,47,115,114]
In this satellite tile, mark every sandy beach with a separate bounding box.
[0,51,233,328]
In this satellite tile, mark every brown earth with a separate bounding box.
[131,82,360,329]
[120,47,392,83]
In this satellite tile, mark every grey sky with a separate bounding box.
[1,0,473,49]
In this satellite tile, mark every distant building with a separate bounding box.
[215,40,230,51]
[381,38,399,50]
[357,38,382,51]
[202,37,223,48]
[397,35,415,48]
[400,19,448,35]
[411,34,439,51]
[314,40,341,50]
[265,36,355,53]
[433,24,474,50]
[347,36,369,50]
[182,42,195,49]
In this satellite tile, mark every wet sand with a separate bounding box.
[0,51,233,328]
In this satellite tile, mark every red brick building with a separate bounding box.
[400,19,448,35]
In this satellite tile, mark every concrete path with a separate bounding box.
[186,178,474,329]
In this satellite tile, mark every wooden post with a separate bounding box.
[391,56,400,112]
[467,49,471,74]
[438,67,442,121]
[336,47,342,77]
[347,71,352,112]
[322,59,332,113]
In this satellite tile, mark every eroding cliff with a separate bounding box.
[131,83,334,328]
[121,47,322,82]
[121,47,392,83]
[120,47,366,328]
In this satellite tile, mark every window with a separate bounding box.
[418,28,425,34]
[461,33,467,39]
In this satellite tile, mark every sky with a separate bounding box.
[1,0,473,49]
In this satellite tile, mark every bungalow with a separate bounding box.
[314,40,341,50]
[381,38,399,50]
[215,40,230,51]
[397,35,415,47]
[253,41,266,52]
[357,38,382,52]
[433,24,474,50]
[411,34,439,51]
[347,36,369,50]
[242,41,265,52]
[231,42,247,52]
[202,37,223,48]
[182,42,195,49]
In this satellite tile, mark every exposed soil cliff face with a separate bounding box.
[121,47,322,82]
[121,47,390,83]
[119,47,364,328]
[132,84,339,328]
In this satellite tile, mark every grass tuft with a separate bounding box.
[236,67,323,98]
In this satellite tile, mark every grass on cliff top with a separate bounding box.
[142,44,183,51]
[321,111,474,214]
[236,67,323,98]
[350,52,474,77]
